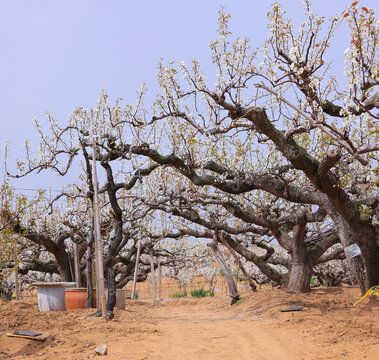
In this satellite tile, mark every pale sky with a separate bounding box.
[1,0,377,193]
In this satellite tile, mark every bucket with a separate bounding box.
[65,288,96,310]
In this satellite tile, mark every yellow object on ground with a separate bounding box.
[353,286,379,306]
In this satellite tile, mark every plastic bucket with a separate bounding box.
[65,288,96,310]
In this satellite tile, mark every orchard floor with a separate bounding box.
[0,285,378,360]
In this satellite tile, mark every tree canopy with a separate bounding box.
[2,1,378,312]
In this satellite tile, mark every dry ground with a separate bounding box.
[0,284,378,360]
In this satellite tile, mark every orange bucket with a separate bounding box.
[65,288,96,310]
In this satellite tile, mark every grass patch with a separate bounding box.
[170,291,187,298]
[190,288,214,298]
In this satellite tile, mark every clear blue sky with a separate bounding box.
[1,0,377,192]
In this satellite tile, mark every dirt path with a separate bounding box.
[139,306,298,360]
[0,286,378,359]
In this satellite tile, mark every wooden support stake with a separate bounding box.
[74,242,81,288]
[20,276,24,300]
[91,113,106,318]
[149,249,157,305]
[92,256,96,288]
[15,269,20,300]
[131,241,141,300]
[157,256,162,302]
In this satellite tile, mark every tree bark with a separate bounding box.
[283,222,312,293]
[55,249,73,282]
[105,267,116,319]
[328,211,367,292]
[285,261,313,293]
[353,225,379,290]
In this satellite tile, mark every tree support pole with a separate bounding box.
[74,242,81,288]
[149,249,157,305]
[131,241,141,300]
[157,255,162,302]
[91,114,106,318]
[15,268,20,300]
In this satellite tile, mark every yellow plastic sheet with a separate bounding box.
[353,286,379,306]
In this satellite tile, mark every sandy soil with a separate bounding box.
[0,285,378,360]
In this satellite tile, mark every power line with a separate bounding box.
[14,188,63,192]
[12,193,66,201]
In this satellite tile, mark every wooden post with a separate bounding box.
[74,242,81,288]
[92,256,96,292]
[149,249,157,305]
[15,269,20,300]
[85,227,95,308]
[91,114,106,318]
[131,241,141,300]
[157,256,162,302]
[67,250,74,282]
[91,254,97,286]
[19,276,24,300]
